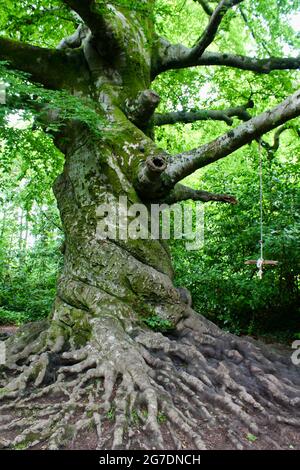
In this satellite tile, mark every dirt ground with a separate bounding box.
[0,325,299,450]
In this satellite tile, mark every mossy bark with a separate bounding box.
[0,1,300,451]
[50,116,186,342]
[46,0,187,337]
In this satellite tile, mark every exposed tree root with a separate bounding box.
[0,310,299,450]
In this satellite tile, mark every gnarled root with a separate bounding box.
[0,311,299,450]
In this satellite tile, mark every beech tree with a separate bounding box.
[0,0,300,450]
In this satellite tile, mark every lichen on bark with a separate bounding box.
[0,0,300,451]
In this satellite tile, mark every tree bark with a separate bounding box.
[0,0,300,451]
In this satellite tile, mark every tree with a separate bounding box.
[0,0,300,450]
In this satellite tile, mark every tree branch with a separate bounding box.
[163,89,300,186]
[163,183,237,204]
[58,24,89,50]
[190,0,243,60]
[154,100,253,127]
[125,90,161,130]
[135,154,168,199]
[152,39,300,77]
[261,124,299,155]
[0,37,88,90]
[61,0,102,32]
[61,0,119,56]
[238,4,271,55]
[270,125,298,152]
[194,0,214,16]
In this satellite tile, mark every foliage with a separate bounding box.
[150,0,300,340]
[170,139,300,339]
[0,150,63,325]
[0,240,62,324]
[0,63,107,138]
[143,314,174,332]
[0,0,299,341]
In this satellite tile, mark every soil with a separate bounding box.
[63,416,299,450]
[0,324,299,450]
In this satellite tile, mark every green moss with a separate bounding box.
[14,443,28,450]
[133,297,156,317]
[13,432,40,450]
[71,312,92,348]
[47,320,69,344]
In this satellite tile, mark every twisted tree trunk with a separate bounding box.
[0,0,300,450]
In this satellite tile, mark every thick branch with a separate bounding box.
[190,0,243,60]
[126,90,161,129]
[61,0,103,32]
[152,39,300,77]
[61,0,119,56]
[163,89,300,186]
[58,24,89,50]
[154,101,253,127]
[135,154,168,200]
[163,184,237,204]
[0,37,88,90]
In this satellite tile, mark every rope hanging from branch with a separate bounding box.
[244,140,278,277]
[258,139,264,279]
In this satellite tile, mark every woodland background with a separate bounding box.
[0,0,299,342]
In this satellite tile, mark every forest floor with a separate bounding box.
[0,325,299,450]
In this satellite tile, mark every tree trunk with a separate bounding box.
[1,111,299,451]
[50,116,185,346]
[0,1,300,451]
